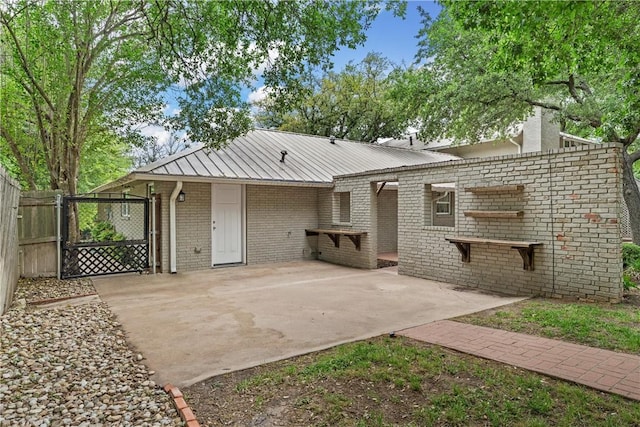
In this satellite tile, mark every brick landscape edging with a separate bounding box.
[29,293,98,305]
[163,383,201,427]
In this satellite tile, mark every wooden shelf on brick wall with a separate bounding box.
[464,210,524,219]
[445,236,542,271]
[465,184,524,194]
[305,229,367,251]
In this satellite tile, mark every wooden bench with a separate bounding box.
[305,229,367,251]
[445,236,542,271]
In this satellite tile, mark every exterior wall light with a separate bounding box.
[178,190,186,202]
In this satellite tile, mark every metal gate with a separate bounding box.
[60,194,149,279]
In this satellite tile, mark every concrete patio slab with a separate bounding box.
[93,261,524,387]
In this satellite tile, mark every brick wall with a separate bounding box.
[317,175,398,269]
[334,144,623,301]
[150,182,322,272]
[246,185,319,264]
[144,181,212,271]
[174,182,212,270]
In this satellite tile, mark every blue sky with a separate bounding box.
[332,1,441,69]
[245,1,440,104]
[152,2,441,144]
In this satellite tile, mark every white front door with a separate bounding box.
[212,183,243,265]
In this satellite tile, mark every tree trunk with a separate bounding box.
[622,149,640,245]
[65,155,81,242]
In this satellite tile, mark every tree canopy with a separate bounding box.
[254,52,406,143]
[130,128,190,169]
[392,0,640,243]
[0,0,404,193]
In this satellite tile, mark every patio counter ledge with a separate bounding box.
[445,236,542,271]
[306,229,367,251]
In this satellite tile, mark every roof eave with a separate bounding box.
[95,172,334,190]
[559,132,597,144]
[91,173,137,193]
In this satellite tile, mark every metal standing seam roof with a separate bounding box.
[379,123,527,151]
[133,129,459,185]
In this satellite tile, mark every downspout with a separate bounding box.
[509,137,522,154]
[169,181,183,273]
[433,191,450,203]
[151,195,156,274]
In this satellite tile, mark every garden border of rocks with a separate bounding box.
[1,277,190,426]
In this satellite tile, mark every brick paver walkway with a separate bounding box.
[399,320,640,401]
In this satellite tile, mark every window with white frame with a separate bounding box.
[434,191,452,215]
[427,182,455,227]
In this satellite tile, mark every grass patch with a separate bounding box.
[185,336,640,426]
[235,369,289,393]
[300,338,438,382]
[456,298,640,353]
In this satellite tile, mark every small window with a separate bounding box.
[121,191,130,218]
[434,192,452,215]
[333,191,351,223]
[427,183,455,227]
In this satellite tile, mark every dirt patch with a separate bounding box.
[182,340,479,426]
[622,287,640,306]
[376,259,398,268]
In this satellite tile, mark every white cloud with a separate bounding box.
[140,124,171,146]
[251,43,281,75]
[247,86,271,104]
[131,104,182,145]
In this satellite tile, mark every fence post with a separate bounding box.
[56,193,62,280]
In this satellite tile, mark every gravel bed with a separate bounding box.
[13,277,96,303]
[1,283,183,426]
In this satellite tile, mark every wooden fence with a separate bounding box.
[18,190,60,278]
[0,166,21,315]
